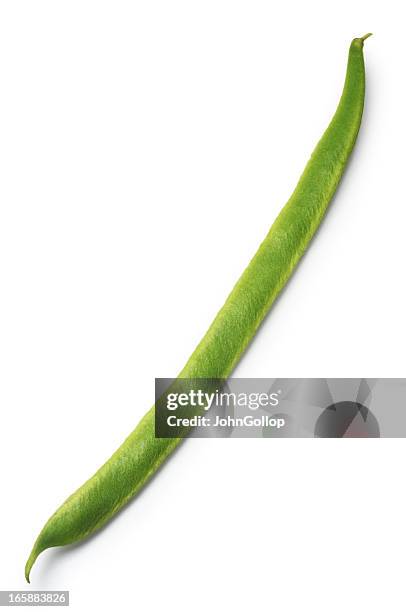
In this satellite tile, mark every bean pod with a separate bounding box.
[26,34,371,581]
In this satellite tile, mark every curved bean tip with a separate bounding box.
[24,565,31,583]
[25,548,40,583]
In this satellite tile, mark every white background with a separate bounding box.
[1,1,405,610]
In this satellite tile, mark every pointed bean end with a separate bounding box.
[25,547,41,583]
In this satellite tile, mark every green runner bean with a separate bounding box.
[26,34,371,581]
